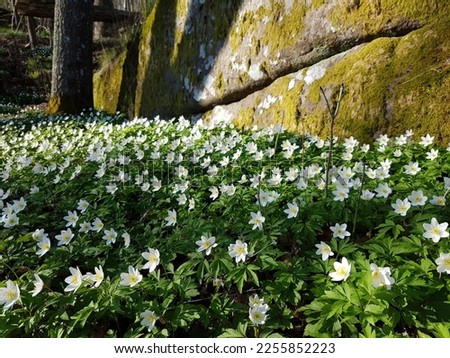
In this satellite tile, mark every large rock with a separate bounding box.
[94,0,450,142]
[205,20,450,144]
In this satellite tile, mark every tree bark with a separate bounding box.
[48,0,93,114]
[26,16,38,49]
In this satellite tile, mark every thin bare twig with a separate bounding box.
[320,84,344,199]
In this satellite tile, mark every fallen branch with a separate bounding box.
[15,0,140,23]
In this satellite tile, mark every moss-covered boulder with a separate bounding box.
[94,0,450,142]
[205,20,450,144]
[94,34,140,117]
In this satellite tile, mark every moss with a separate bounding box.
[169,0,189,65]
[135,0,193,117]
[229,8,261,54]
[93,51,126,114]
[330,0,450,34]
[230,74,306,132]
[386,20,450,141]
[93,26,142,117]
[260,4,308,57]
[47,96,62,115]
[47,94,91,115]
[305,37,399,141]
[134,2,158,116]
[216,73,225,92]
[93,18,143,116]
[311,0,327,7]
[232,106,256,129]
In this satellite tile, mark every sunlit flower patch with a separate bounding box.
[0,111,449,337]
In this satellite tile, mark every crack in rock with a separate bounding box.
[192,21,422,115]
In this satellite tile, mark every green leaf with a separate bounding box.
[17,233,33,243]
[361,324,377,338]
[391,236,422,254]
[364,304,385,315]
[258,255,279,270]
[419,258,435,273]
[332,320,342,336]
[428,323,450,338]
[259,329,284,338]
[175,259,199,277]
[303,321,323,337]
[326,302,344,319]
[70,301,98,331]
[197,259,210,281]
[169,304,203,328]
[218,328,247,338]
[162,295,175,310]
[236,271,247,294]
[246,265,260,286]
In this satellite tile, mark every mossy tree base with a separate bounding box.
[47,95,92,115]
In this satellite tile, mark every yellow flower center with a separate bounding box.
[70,276,80,285]
[6,290,16,300]
[432,228,441,235]
[252,312,263,321]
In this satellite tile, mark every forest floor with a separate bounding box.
[0,24,50,108]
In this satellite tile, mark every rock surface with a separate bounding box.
[94,0,450,143]
[207,20,450,144]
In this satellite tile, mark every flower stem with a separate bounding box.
[352,161,366,235]
[253,325,260,338]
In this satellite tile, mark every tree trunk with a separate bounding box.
[26,16,37,49]
[48,0,93,114]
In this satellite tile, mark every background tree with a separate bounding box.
[25,16,37,48]
[48,0,93,114]
[93,0,113,39]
